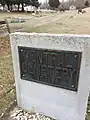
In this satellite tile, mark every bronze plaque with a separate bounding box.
[18,46,82,91]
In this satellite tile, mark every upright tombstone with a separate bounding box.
[10,32,90,120]
[69,5,76,10]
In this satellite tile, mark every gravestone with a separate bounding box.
[69,5,76,10]
[10,32,90,120]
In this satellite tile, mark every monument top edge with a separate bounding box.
[10,32,90,38]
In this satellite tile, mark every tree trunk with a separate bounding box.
[7,3,10,10]
[18,4,20,11]
[21,3,24,12]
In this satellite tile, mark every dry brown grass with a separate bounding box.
[0,36,15,116]
[0,8,90,34]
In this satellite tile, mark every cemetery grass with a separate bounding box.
[0,8,90,34]
[0,8,90,119]
[0,36,16,117]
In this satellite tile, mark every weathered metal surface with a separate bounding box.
[18,46,82,91]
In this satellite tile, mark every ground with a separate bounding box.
[1,8,90,34]
[0,36,16,119]
[0,8,90,119]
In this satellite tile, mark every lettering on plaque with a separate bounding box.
[18,46,82,91]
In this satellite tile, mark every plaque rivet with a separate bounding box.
[74,55,77,58]
[72,85,74,87]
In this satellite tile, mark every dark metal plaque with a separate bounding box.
[18,46,82,91]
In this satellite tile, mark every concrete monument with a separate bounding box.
[10,32,90,120]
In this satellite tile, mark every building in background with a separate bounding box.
[75,0,85,8]
[41,0,90,9]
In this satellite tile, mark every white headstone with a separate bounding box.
[70,5,76,10]
[10,32,90,120]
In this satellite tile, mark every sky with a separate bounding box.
[39,0,48,3]
[38,0,67,3]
